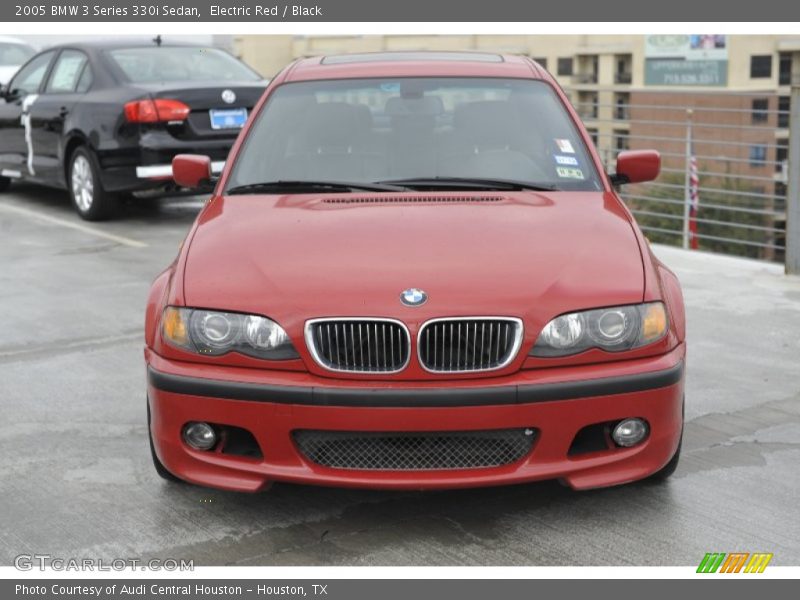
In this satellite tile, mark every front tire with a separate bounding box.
[0,176,10,192]
[68,146,117,221]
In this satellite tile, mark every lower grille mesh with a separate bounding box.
[293,428,536,471]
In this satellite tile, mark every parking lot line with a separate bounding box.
[0,203,149,248]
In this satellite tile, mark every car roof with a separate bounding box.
[40,38,207,51]
[284,51,548,82]
[0,36,35,47]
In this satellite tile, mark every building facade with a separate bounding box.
[233,35,799,259]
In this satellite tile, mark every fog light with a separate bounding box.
[612,418,649,447]
[182,422,217,450]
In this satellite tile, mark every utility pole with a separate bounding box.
[787,53,800,275]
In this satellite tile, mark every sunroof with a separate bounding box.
[322,52,504,65]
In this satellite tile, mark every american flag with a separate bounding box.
[688,149,700,250]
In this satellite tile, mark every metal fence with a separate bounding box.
[566,87,798,268]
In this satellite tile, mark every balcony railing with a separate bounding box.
[615,72,633,84]
[564,87,791,263]
[574,73,598,84]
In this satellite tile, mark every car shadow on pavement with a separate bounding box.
[142,467,675,566]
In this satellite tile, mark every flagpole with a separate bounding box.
[682,109,693,250]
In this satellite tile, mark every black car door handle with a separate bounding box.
[59,107,69,118]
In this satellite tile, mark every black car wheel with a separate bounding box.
[68,146,117,221]
[0,175,10,192]
[147,401,184,484]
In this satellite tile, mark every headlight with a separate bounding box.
[531,302,668,357]
[162,307,299,360]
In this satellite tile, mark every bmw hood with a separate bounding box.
[182,191,645,331]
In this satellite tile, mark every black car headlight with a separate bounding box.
[162,307,299,360]
[530,302,668,357]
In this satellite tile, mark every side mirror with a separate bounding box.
[611,150,660,185]
[172,154,212,189]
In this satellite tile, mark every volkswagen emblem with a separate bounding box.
[400,288,427,307]
[221,89,236,104]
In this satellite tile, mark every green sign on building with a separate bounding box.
[644,35,729,86]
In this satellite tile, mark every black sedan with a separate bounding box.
[0,39,267,220]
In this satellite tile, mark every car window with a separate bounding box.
[106,47,260,83]
[0,43,35,67]
[226,77,603,192]
[8,50,55,96]
[75,63,93,93]
[46,50,90,94]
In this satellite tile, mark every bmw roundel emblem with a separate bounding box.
[400,288,428,307]
[221,89,236,104]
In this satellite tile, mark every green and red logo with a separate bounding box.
[697,552,773,573]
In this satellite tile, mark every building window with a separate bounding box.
[749,144,767,167]
[577,91,598,119]
[587,128,599,147]
[614,129,629,152]
[533,57,547,70]
[751,98,769,123]
[776,143,788,174]
[615,93,630,120]
[578,55,599,84]
[557,57,574,76]
[778,96,791,128]
[779,53,792,86]
[750,55,773,79]
[615,54,633,84]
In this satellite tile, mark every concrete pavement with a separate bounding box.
[1,184,798,566]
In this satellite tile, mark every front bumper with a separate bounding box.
[145,343,685,492]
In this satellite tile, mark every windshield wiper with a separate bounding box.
[376,177,559,192]
[225,180,410,195]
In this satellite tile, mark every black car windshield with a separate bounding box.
[0,43,35,66]
[226,77,603,192]
[107,47,261,83]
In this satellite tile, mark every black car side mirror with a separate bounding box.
[0,85,18,102]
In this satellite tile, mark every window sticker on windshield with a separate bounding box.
[556,167,585,180]
[554,155,579,166]
[555,139,575,153]
[380,82,401,93]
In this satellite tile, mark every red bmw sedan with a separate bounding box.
[144,52,686,492]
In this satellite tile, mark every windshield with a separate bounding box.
[0,43,35,67]
[226,77,602,192]
[107,47,260,83]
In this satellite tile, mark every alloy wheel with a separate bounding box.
[71,154,94,212]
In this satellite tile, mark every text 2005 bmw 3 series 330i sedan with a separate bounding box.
[144,52,686,492]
